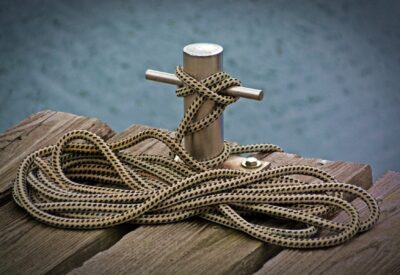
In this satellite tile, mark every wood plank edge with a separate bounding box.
[66,154,374,275]
[47,224,135,275]
[251,171,400,275]
[0,110,116,203]
[228,159,374,274]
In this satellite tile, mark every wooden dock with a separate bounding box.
[1,110,399,275]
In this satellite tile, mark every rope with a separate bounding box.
[12,66,380,249]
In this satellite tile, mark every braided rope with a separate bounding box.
[12,67,379,248]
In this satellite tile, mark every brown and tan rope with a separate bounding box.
[12,66,380,248]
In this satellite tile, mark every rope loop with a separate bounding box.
[12,68,380,248]
[171,66,242,164]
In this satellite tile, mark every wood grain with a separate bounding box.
[0,116,380,275]
[0,201,131,275]
[0,110,128,275]
[0,110,114,202]
[68,127,373,275]
[254,171,400,275]
[0,120,170,275]
[107,124,170,157]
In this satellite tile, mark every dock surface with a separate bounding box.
[0,110,399,275]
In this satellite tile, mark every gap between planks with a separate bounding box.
[253,171,400,275]
[68,126,373,275]
[0,110,114,202]
[0,111,374,275]
[0,111,151,275]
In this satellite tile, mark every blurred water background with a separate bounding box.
[0,0,399,179]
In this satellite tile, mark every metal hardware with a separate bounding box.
[145,42,269,170]
[179,43,224,160]
[223,155,271,171]
[241,157,262,169]
[145,69,264,101]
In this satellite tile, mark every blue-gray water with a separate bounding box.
[0,0,399,179]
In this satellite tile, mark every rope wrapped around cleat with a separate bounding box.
[12,66,379,248]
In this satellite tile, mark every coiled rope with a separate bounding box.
[13,66,379,248]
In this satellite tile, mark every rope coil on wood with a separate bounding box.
[12,66,380,248]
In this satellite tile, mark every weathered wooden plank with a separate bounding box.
[0,201,131,275]
[254,171,400,275]
[0,121,171,275]
[260,152,372,201]
[112,124,170,157]
[0,110,114,202]
[0,111,123,275]
[68,126,373,275]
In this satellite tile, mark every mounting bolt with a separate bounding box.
[241,157,262,169]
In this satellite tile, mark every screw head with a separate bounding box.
[241,157,262,169]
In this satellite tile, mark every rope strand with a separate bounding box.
[12,67,379,248]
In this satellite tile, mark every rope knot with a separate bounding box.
[171,66,242,164]
[11,66,380,249]
[175,66,241,103]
